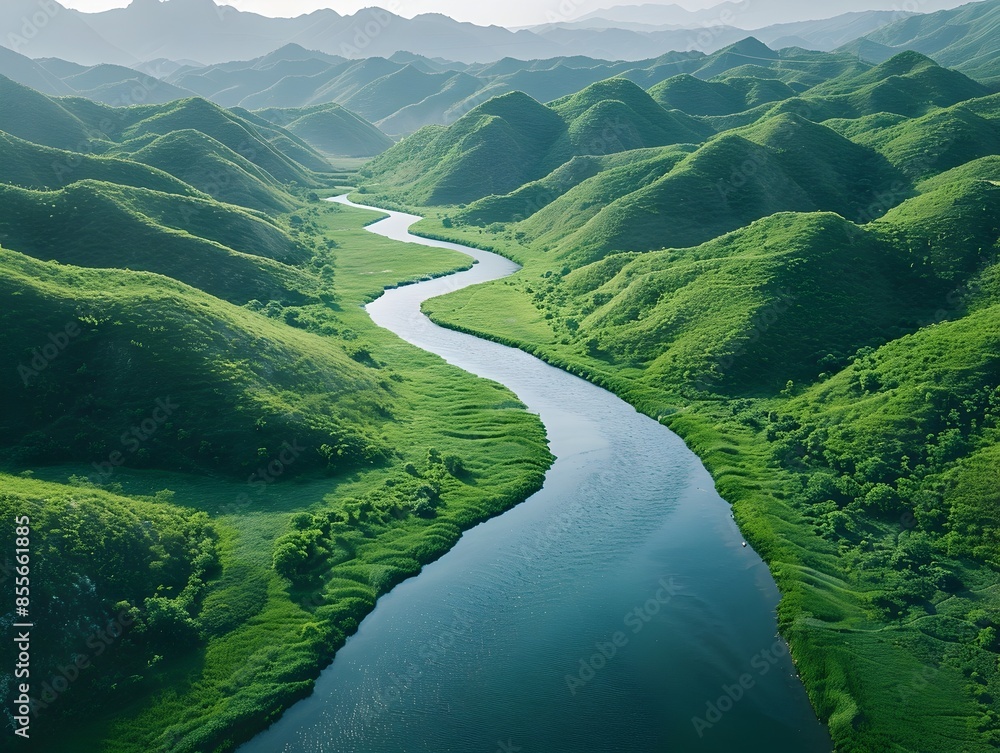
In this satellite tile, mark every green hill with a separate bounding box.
[229,106,338,173]
[120,98,319,186]
[564,212,923,389]
[362,91,567,205]
[459,146,695,227]
[550,77,711,156]
[0,247,386,475]
[513,113,904,263]
[855,0,1000,83]
[648,74,753,116]
[364,80,714,206]
[0,75,93,150]
[129,129,296,213]
[840,101,1000,180]
[256,103,394,157]
[0,181,311,304]
[0,129,200,196]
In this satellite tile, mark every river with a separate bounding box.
[237,196,831,753]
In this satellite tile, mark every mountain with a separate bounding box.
[0,128,200,195]
[0,74,93,149]
[118,97,321,185]
[578,1,962,29]
[850,0,1000,82]
[0,44,75,95]
[362,78,717,205]
[0,0,954,69]
[127,129,297,212]
[0,0,134,66]
[649,73,796,115]
[255,103,394,157]
[532,10,919,58]
[0,180,311,304]
[514,113,904,263]
[15,1,555,65]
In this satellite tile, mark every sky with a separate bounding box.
[57,0,730,27]
[57,0,974,28]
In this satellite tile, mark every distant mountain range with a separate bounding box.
[575,0,970,29]
[845,0,1000,82]
[1,0,997,148]
[0,0,983,66]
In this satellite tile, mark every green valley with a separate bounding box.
[3,3,1000,751]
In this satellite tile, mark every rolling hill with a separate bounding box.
[255,103,394,157]
[850,0,1000,82]
[0,180,311,304]
[128,129,297,212]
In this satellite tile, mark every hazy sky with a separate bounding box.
[58,0,973,28]
[59,0,733,27]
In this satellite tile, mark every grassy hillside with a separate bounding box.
[0,181,312,304]
[0,75,93,150]
[255,103,393,157]
[362,91,567,205]
[0,130,200,196]
[649,73,794,116]
[508,113,904,263]
[119,98,320,186]
[128,129,296,213]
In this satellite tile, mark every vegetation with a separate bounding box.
[358,49,1000,753]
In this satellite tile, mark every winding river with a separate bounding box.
[238,197,831,753]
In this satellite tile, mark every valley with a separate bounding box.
[1,1,999,751]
